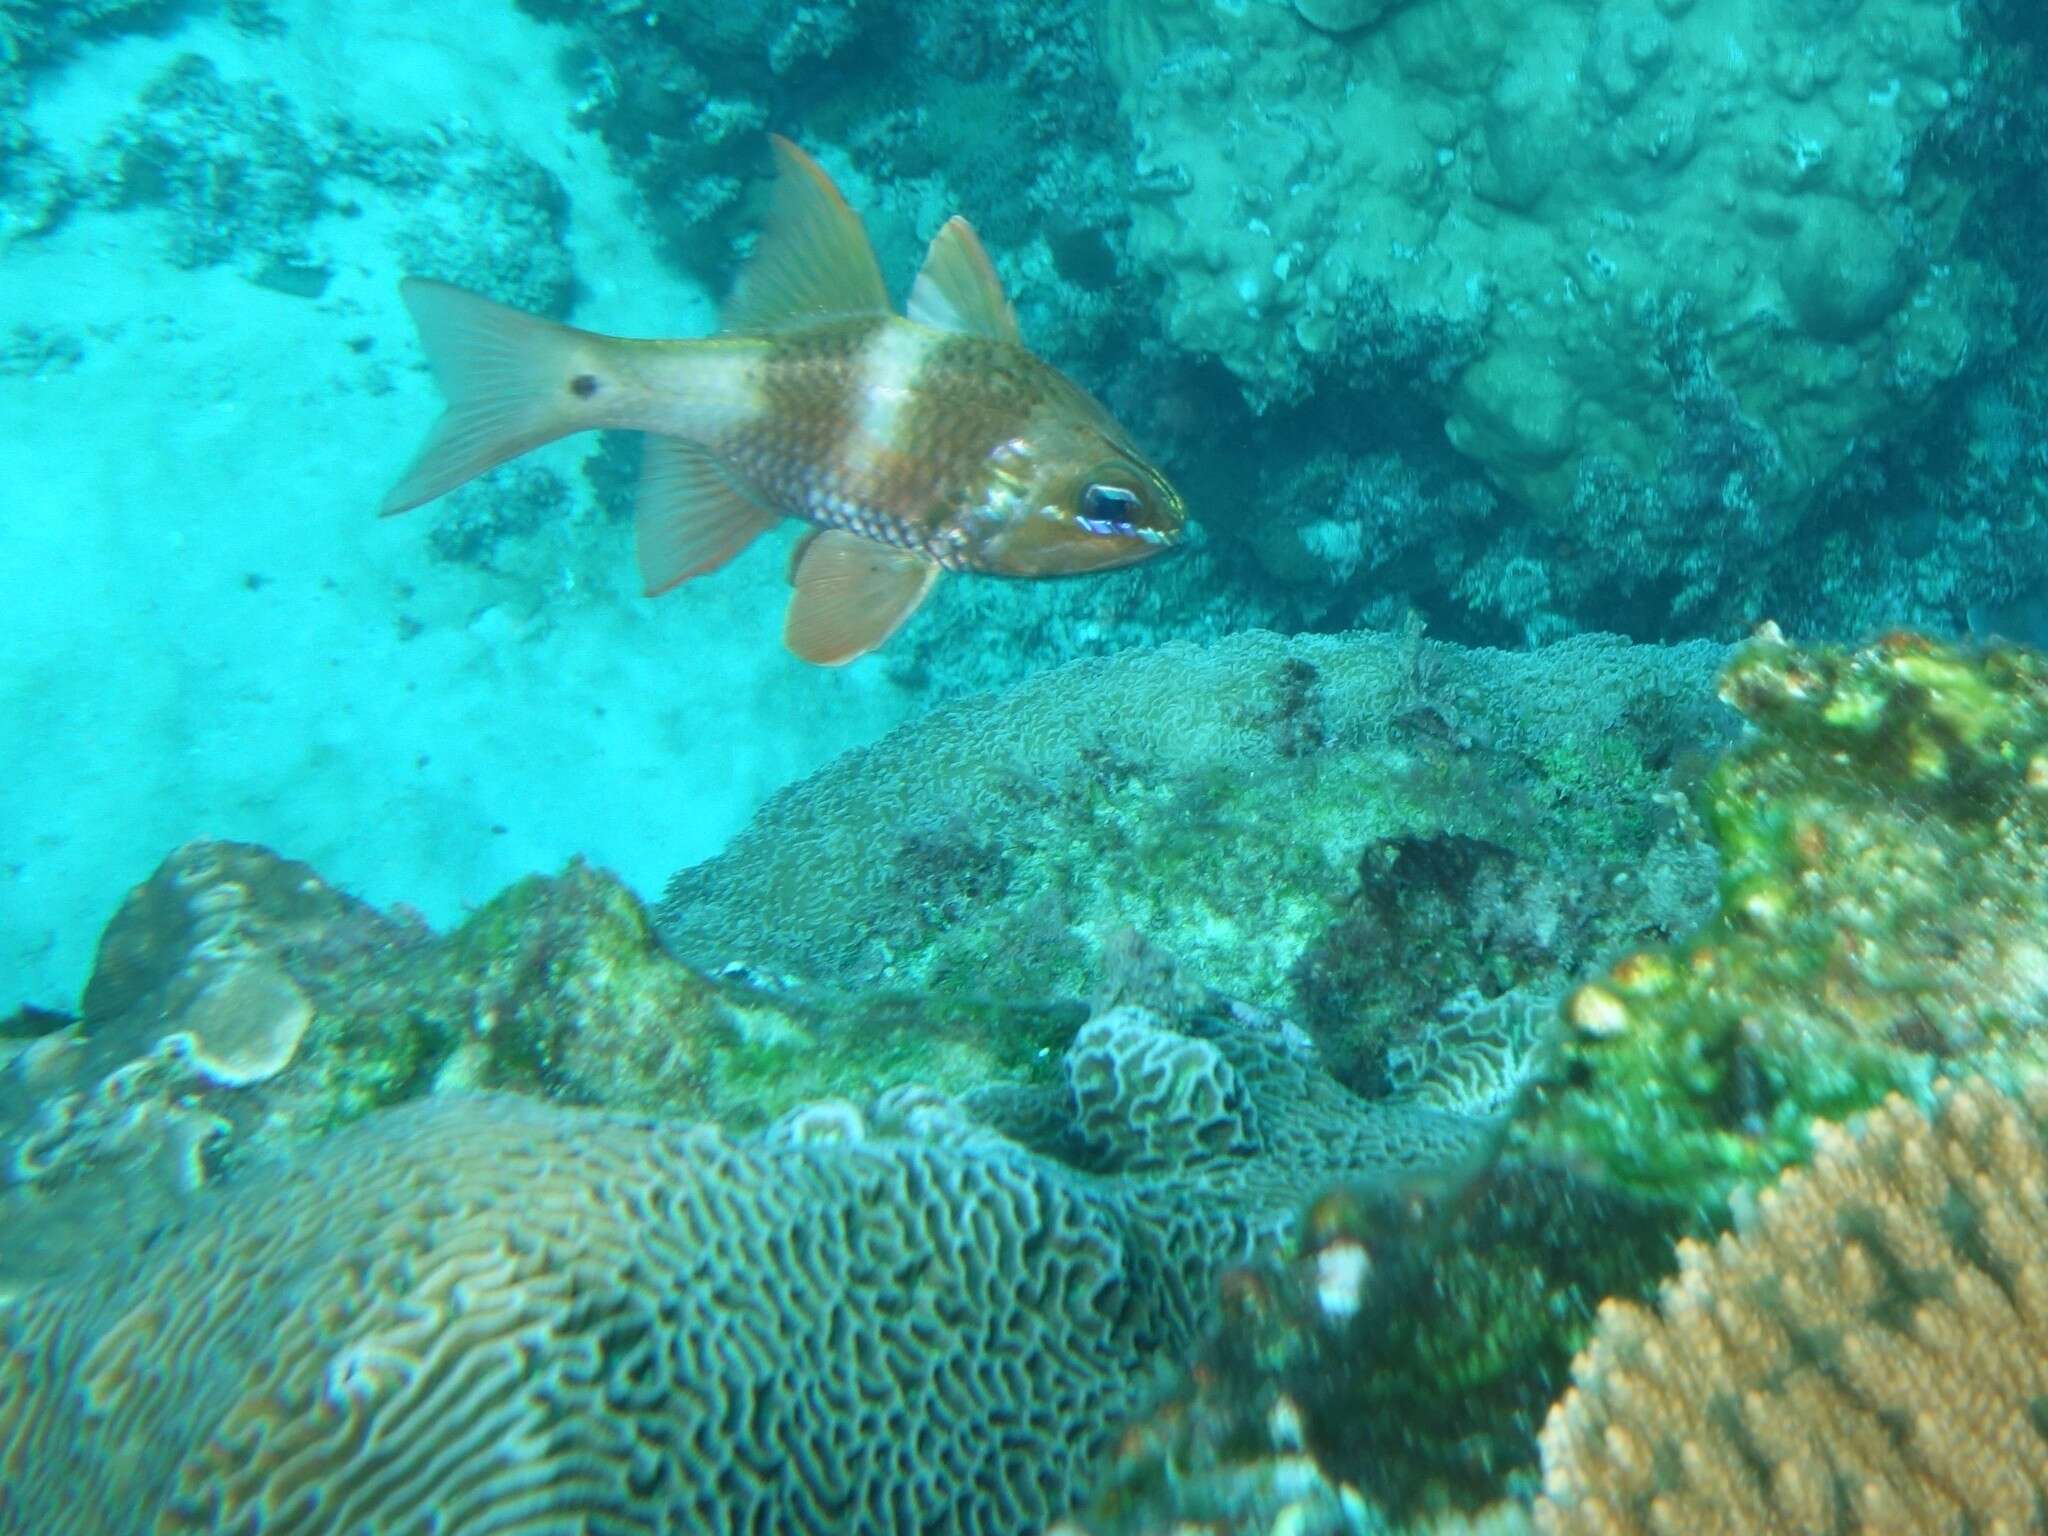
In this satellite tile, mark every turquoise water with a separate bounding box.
[3,1,2046,1531]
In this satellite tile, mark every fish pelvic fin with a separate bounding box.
[636,437,781,595]
[722,137,890,334]
[908,217,1019,343]
[784,530,940,666]
[380,278,611,517]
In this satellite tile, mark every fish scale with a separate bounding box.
[707,318,1088,570]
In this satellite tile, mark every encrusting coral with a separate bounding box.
[1535,1074,2048,1533]
[1529,625,2048,1210]
[658,625,1726,1092]
[0,991,1516,1535]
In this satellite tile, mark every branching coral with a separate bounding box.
[1535,1075,2048,1533]
[1530,626,2048,1209]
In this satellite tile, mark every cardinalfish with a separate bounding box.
[380,136,1187,664]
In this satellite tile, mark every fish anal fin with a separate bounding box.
[635,438,781,595]
[381,278,600,516]
[784,531,940,665]
[907,217,1020,344]
[722,137,890,334]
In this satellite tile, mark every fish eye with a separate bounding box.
[1077,481,1145,537]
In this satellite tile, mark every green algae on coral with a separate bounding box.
[1528,625,2048,1210]
[1066,1156,1681,1530]
[308,856,1091,1133]
[4,841,1101,1218]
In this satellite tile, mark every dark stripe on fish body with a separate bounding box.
[722,315,882,516]
[704,316,1102,566]
[708,316,939,552]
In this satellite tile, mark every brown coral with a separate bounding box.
[1534,1076,2048,1535]
[0,1093,1151,1535]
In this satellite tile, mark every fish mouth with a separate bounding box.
[1077,517,1180,547]
[1095,525,1184,570]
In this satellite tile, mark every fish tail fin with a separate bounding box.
[379,278,609,516]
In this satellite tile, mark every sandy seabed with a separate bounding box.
[0,3,917,1006]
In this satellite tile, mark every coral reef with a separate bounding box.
[1535,1075,2048,1532]
[489,0,2047,656]
[11,0,2043,669]
[1105,0,2002,621]
[946,627,2048,1527]
[514,0,1126,300]
[0,843,1084,1283]
[93,53,328,282]
[0,0,182,97]
[659,626,1727,1092]
[0,840,424,1282]
[0,994,1510,1535]
[19,623,2048,1528]
[1777,15,2048,648]
[1531,626,2048,1209]
[336,124,576,315]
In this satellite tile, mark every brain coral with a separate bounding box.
[0,1000,1505,1534]
[1104,0,1999,593]
[0,1095,1157,1535]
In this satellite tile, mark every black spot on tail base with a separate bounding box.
[570,373,600,398]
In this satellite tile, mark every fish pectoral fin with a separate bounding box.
[722,137,890,334]
[907,217,1020,344]
[784,531,940,666]
[380,278,601,516]
[635,438,782,596]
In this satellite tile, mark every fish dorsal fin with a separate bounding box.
[635,436,781,595]
[722,136,889,334]
[785,530,940,665]
[907,217,1019,343]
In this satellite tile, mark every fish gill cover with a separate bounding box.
[3,0,2048,1533]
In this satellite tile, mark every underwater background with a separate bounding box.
[5,0,2048,1532]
